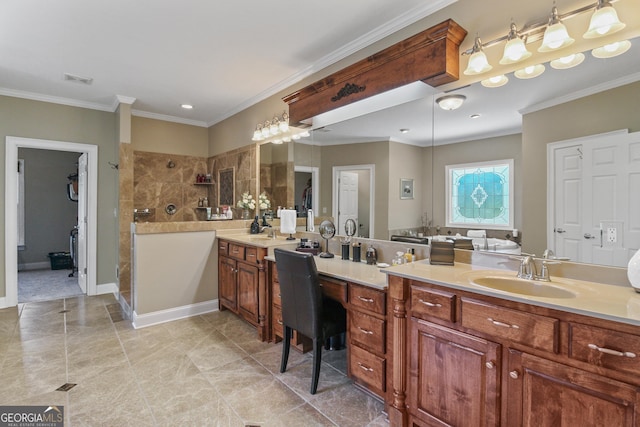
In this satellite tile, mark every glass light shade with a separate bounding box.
[252,126,264,141]
[481,75,509,88]
[269,118,279,135]
[539,22,574,52]
[261,122,271,138]
[291,134,301,140]
[464,50,492,75]
[500,37,532,64]
[592,40,631,58]
[279,121,289,133]
[436,95,466,111]
[272,139,283,145]
[514,64,546,79]
[584,4,625,39]
[550,53,585,69]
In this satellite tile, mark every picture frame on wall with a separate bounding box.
[219,168,235,206]
[400,178,414,200]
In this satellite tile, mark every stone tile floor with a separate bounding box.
[0,294,389,426]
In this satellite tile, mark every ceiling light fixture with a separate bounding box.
[251,111,310,144]
[180,104,194,110]
[400,128,410,134]
[461,0,628,81]
[436,94,466,111]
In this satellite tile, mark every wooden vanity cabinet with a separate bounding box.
[387,275,640,427]
[217,239,268,341]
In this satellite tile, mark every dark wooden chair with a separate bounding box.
[274,248,347,394]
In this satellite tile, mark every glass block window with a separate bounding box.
[445,159,514,229]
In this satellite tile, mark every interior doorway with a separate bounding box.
[5,137,98,307]
[332,164,375,238]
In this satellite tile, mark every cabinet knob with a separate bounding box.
[485,361,495,369]
[509,370,519,379]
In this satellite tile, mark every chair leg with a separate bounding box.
[311,337,322,394]
[280,326,291,373]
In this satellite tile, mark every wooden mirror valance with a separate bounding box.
[283,19,467,125]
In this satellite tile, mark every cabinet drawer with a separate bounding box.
[460,298,559,353]
[569,323,640,377]
[349,344,386,395]
[319,276,347,305]
[272,304,283,337]
[410,285,455,323]
[228,243,245,260]
[218,240,228,255]
[245,247,258,263]
[349,283,385,315]
[350,310,385,354]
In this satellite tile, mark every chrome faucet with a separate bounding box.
[516,252,554,281]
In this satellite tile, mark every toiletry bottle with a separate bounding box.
[250,216,260,234]
[405,248,413,263]
[411,248,416,262]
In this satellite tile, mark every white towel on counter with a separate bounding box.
[280,209,297,235]
[466,229,486,238]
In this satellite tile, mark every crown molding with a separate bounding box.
[520,71,640,115]
[206,0,457,126]
[132,109,209,128]
[0,87,114,112]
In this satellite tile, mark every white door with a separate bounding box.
[338,171,358,236]
[77,153,88,293]
[553,145,584,261]
[551,131,639,267]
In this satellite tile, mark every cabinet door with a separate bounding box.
[237,261,259,325]
[218,255,237,311]
[506,350,640,426]
[409,318,501,427]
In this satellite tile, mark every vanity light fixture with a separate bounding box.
[436,94,466,111]
[481,74,509,88]
[462,0,628,77]
[584,0,625,38]
[463,36,492,75]
[514,64,546,79]
[591,39,631,58]
[550,52,585,69]
[499,23,532,64]
[539,6,574,52]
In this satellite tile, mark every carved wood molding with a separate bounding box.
[283,19,467,125]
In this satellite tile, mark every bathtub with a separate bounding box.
[431,235,521,255]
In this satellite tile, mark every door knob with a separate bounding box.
[555,228,565,233]
[584,233,596,239]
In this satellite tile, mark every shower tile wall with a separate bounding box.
[207,144,256,218]
[134,151,210,222]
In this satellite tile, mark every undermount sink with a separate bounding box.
[471,276,577,299]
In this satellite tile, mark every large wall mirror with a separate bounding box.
[259,36,640,268]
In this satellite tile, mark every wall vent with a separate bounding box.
[63,73,93,85]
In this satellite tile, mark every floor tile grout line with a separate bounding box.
[111,308,162,427]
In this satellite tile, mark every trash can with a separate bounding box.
[48,252,73,270]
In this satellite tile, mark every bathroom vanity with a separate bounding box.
[384,261,640,427]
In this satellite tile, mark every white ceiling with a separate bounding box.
[0,0,453,127]
[1,0,638,141]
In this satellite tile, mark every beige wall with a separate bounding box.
[388,141,426,236]
[522,81,640,255]
[431,133,523,232]
[0,96,118,298]
[132,116,208,157]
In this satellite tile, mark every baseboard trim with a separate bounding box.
[19,262,51,271]
[96,282,118,297]
[132,299,219,329]
[0,296,7,309]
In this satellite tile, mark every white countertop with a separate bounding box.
[217,233,640,327]
[383,260,640,327]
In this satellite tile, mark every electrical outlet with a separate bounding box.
[607,227,617,243]
[322,207,327,214]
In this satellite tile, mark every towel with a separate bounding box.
[307,209,315,232]
[280,209,297,235]
[467,229,486,238]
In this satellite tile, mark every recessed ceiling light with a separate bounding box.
[181,104,194,110]
[470,114,481,119]
[400,128,410,133]
[63,73,93,85]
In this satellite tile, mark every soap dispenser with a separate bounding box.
[250,216,260,234]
